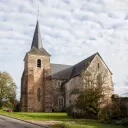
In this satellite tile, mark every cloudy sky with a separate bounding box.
[0,0,128,99]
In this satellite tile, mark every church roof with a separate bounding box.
[27,47,50,56]
[50,53,97,80]
[31,20,42,49]
[28,20,50,56]
[51,63,72,75]
[49,52,112,80]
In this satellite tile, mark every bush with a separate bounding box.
[3,101,14,110]
[120,103,128,118]
[115,118,128,126]
[59,123,69,128]
[53,123,69,128]
[99,103,121,122]
[14,103,21,112]
[67,106,95,119]
[67,107,84,118]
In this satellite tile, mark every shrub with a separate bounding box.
[14,103,21,112]
[59,123,69,128]
[99,103,121,122]
[3,101,14,110]
[67,107,72,116]
[53,123,69,128]
[67,106,94,119]
[67,107,81,118]
[115,118,128,126]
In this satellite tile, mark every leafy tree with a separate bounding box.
[74,71,107,118]
[0,71,16,108]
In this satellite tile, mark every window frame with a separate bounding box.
[58,96,64,107]
[37,59,41,68]
[57,81,61,86]
[98,63,100,69]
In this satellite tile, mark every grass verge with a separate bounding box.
[0,110,127,128]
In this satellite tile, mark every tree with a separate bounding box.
[74,71,108,118]
[0,71,16,108]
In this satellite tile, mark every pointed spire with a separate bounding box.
[31,20,43,49]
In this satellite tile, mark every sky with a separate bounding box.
[0,0,128,99]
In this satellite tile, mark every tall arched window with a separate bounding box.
[58,96,64,107]
[37,59,41,67]
[37,88,41,102]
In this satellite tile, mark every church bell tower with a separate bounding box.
[21,21,51,112]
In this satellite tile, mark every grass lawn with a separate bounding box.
[0,110,127,128]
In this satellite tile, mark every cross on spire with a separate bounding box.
[30,8,50,56]
[37,6,39,20]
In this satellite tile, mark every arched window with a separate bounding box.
[37,88,41,102]
[57,81,61,86]
[37,59,41,67]
[58,96,64,107]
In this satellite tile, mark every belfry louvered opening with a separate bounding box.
[37,59,41,67]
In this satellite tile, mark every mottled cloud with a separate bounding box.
[0,0,128,99]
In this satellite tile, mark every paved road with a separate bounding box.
[0,115,47,128]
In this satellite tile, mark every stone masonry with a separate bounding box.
[21,20,114,112]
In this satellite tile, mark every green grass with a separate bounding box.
[0,110,70,121]
[0,110,127,128]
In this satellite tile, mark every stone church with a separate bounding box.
[21,21,113,112]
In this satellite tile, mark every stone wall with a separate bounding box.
[21,53,113,112]
[65,76,83,108]
[21,71,28,112]
[51,79,65,111]
[86,54,113,106]
[44,77,52,112]
[64,54,113,109]
[21,53,51,112]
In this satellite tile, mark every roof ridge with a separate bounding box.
[74,52,97,66]
[50,53,97,80]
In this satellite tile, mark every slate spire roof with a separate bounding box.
[31,20,43,49]
[28,20,50,56]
